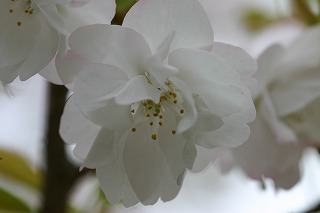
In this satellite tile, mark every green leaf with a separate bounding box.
[0,149,42,189]
[242,9,274,32]
[0,188,31,212]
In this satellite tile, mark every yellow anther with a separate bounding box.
[180,109,184,114]
[143,102,147,106]
[172,130,176,135]
[158,122,163,126]
[131,128,136,132]
[17,21,22,26]
[9,9,13,13]
[146,114,150,117]
[153,113,159,117]
[151,134,157,140]
[148,106,152,110]
[173,100,177,104]
[131,109,135,113]
[150,122,154,126]
[159,115,163,119]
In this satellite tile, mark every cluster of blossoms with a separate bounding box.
[0,0,115,83]
[216,26,320,189]
[2,0,320,208]
[1,0,257,206]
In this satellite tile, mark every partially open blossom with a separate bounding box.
[216,26,320,189]
[0,0,115,84]
[59,0,256,206]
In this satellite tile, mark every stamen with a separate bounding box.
[151,134,157,140]
[131,128,136,132]
[16,21,22,26]
[172,130,176,135]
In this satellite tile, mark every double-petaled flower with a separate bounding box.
[0,0,115,83]
[59,0,256,206]
[217,26,320,189]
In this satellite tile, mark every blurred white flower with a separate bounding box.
[59,0,256,207]
[0,0,115,84]
[215,26,320,189]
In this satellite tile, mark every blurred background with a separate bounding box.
[1,0,320,212]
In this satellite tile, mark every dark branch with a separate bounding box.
[40,83,90,213]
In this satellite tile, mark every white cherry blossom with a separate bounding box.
[59,0,256,206]
[0,0,115,84]
[214,26,320,189]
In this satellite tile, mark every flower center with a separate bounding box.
[130,77,185,141]
[5,0,35,27]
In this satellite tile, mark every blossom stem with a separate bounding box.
[40,84,89,213]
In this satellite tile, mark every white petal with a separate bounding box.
[210,42,257,92]
[74,63,132,130]
[96,130,140,207]
[0,10,40,67]
[191,146,221,173]
[59,97,100,160]
[123,0,213,53]
[147,56,179,87]
[123,121,164,203]
[262,90,297,143]
[158,108,187,179]
[197,118,251,149]
[39,58,63,85]
[19,17,59,81]
[159,163,183,203]
[195,84,255,148]
[36,3,67,35]
[155,31,175,61]
[281,25,320,73]
[271,66,320,116]
[69,24,151,77]
[182,142,197,170]
[115,75,162,105]
[196,112,223,132]
[146,32,179,86]
[284,97,320,144]
[169,77,197,133]
[273,166,301,190]
[81,128,117,169]
[96,161,126,205]
[169,48,245,117]
[227,107,304,188]
[122,180,140,207]
[255,44,284,97]
[0,62,23,84]
[63,0,116,32]
[55,50,89,88]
